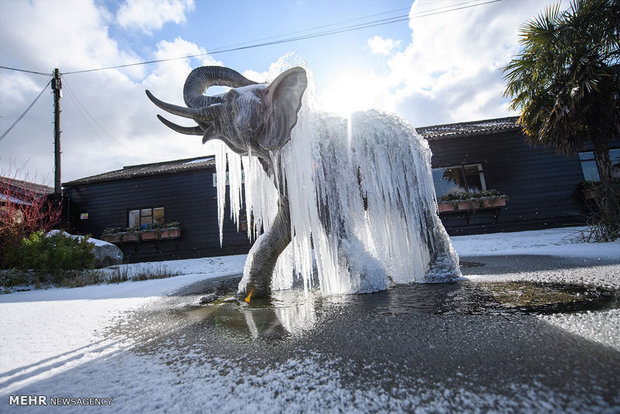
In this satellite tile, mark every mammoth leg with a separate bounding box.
[238,199,292,299]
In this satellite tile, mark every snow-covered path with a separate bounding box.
[0,227,618,412]
[0,255,247,397]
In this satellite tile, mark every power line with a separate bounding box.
[62,78,128,150]
[62,13,412,75]
[1,0,501,77]
[413,0,501,18]
[62,78,126,167]
[63,0,502,75]
[0,79,52,142]
[0,65,50,76]
[203,6,412,53]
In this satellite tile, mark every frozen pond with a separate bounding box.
[148,273,619,343]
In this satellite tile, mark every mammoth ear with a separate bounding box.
[259,67,307,150]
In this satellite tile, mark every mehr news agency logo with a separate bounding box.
[9,395,113,407]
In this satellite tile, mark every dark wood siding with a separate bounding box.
[65,168,251,263]
[429,130,592,235]
[64,132,619,260]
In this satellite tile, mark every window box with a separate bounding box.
[582,189,597,200]
[140,230,159,241]
[438,197,507,212]
[160,227,181,239]
[101,233,121,243]
[101,227,124,243]
[120,232,140,242]
[438,190,508,213]
[102,222,181,243]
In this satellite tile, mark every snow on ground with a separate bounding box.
[0,255,246,396]
[450,226,620,351]
[451,226,619,260]
[0,227,618,411]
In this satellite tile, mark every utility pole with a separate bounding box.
[52,68,62,198]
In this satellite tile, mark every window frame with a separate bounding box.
[128,206,165,229]
[431,163,487,197]
[579,148,620,182]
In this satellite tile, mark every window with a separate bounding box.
[579,149,620,181]
[212,171,245,187]
[432,164,486,197]
[129,207,164,228]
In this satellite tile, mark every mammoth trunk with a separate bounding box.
[214,101,461,298]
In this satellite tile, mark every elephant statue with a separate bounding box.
[146,66,308,298]
[147,65,461,300]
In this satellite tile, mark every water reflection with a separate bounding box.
[212,291,318,342]
[189,280,618,343]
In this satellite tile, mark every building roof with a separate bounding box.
[416,116,520,139]
[0,176,53,195]
[64,117,522,187]
[63,156,215,186]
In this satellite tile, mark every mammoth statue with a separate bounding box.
[146,66,308,298]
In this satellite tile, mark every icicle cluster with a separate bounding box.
[214,67,460,296]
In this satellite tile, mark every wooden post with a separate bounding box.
[52,68,62,197]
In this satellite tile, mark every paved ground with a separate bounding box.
[5,254,619,412]
[103,254,620,412]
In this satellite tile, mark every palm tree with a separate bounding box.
[503,0,619,238]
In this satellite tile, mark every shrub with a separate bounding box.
[4,231,96,277]
[0,176,63,266]
[584,185,620,242]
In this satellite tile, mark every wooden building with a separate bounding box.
[63,116,620,261]
[63,157,251,263]
[418,116,619,235]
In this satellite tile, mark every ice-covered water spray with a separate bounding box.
[146,62,460,298]
[214,68,460,296]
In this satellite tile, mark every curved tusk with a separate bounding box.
[146,90,204,120]
[156,115,203,135]
[201,124,217,144]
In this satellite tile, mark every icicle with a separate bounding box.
[214,62,460,297]
[214,140,228,247]
[226,149,243,230]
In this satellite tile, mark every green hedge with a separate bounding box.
[3,231,96,275]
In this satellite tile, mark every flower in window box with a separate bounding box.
[159,222,180,239]
[140,229,159,241]
[438,190,508,212]
[102,233,121,243]
[160,226,181,239]
[120,231,140,242]
[101,227,123,243]
[160,228,181,239]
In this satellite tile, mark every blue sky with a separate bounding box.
[0,0,559,183]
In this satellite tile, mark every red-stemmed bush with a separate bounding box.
[0,176,63,266]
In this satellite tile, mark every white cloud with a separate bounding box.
[143,37,222,102]
[388,0,561,126]
[0,0,215,183]
[367,36,401,55]
[343,0,561,128]
[117,0,195,35]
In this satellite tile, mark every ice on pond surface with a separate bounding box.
[213,66,461,296]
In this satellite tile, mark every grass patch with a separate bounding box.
[1,264,181,293]
[106,264,181,283]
